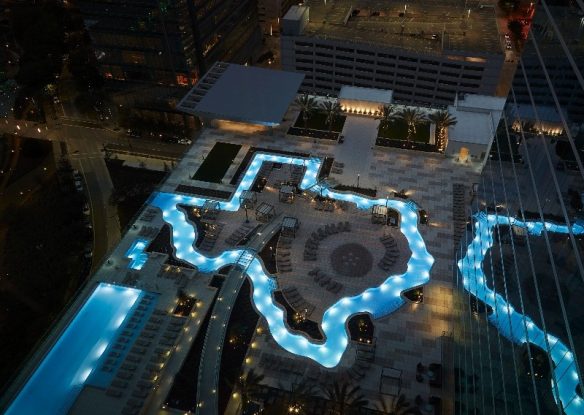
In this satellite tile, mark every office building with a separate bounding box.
[281,0,513,106]
[78,0,261,85]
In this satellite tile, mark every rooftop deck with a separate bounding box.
[301,0,503,55]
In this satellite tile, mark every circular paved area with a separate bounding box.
[330,243,373,277]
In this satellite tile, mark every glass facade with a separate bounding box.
[454,1,584,414]
[78,0,261,85]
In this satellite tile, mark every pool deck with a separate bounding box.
[1,110,484,414]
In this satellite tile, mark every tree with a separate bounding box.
[320,100,342,132]
[377,394,422,415]
[231,369,265,410]
[428,110,457,152]
[376,104,396,130]
[322,381,368,414]
[397,108,426,144]
[294,93,318,129]
[267,379,317,414]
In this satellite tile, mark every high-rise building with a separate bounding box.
[453,1,584,414]
[78,0,261,86]
[280,0,515,106]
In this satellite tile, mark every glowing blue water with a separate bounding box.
[5,283,141,415]
[144,152,434,367]
[126,239,149,270]
[458,213,584,414]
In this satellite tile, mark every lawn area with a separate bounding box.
[378,119,431,143]
[192,142,242,183]
[294,111,346,132]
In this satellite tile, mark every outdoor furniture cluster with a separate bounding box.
[277,236,293,273]
[225,223,256,246]
[308,268,343,293]
[304,222,352,261]
[259,353,304,376]
[239,190,257,209]
[281,287,315,317]
[198,221,224,252]
[103,303,182,413]
[281,216,299,238]
[139,208,158,222]
[313,198,336,212]
[346,342,375,381]
[331,161,344,175]
[378,234,399,271]
[201,200,220,221]
[138,226,158,237]
[371,205,389,224]
[256,202,276,223]
[289,164,306,187]
[157,264,195,288]
[279,184,296,203]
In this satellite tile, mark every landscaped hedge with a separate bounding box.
[376,137,438,153]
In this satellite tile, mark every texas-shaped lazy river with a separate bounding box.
[126,152,582,413]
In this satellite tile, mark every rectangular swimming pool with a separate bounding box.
[4,283,142,415]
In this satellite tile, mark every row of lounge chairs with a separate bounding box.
[378,235,400,271]
[259,354,304,376]
[304,222,352,261]
[140,208,158,223]
[308,268,343,293]
[314,200,335,212]
[452,184,467,247]
[106,308,183,408]
[199,222,224,252]
[225,223,255,246]
[282,287,315,316]
[290,165,305,187]
[138,226,158,237]
[277,236,293,273]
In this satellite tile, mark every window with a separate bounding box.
[356,58,374,64]
[315,52,333,58]
[357,49,375,56]
[337,47,354,53]
[296,41,313,47]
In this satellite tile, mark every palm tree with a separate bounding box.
[376,394,422,415]
[428,110,457,152]
[397,107,426,144]
[231,369,265,410]
[322,380,369,414]
[274,379,318,414]
[294,92,318,129]
[320,100,342,132]
[376,104,396,131]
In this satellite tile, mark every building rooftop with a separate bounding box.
[298,0,503,55]
[339,86,393,104]
[448,94,506,145]
[177,62,305,126]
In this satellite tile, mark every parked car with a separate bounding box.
[74,180,83,192]
[72,169,81,180]
[178,138,192,145]
[83,202,91,215]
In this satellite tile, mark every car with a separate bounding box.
[178,138,192,145]
[504,33,510,39]
[126,129,141,138]
[83,202,91,215]
[506,44,512,50]
[74,180,83,192]
[53,96,60,104]
[72,169,81,180]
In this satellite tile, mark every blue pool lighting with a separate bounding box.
[146,152,434,367]
[458,213,584,415]
[125,239,149,270]
[5,283,142,415]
